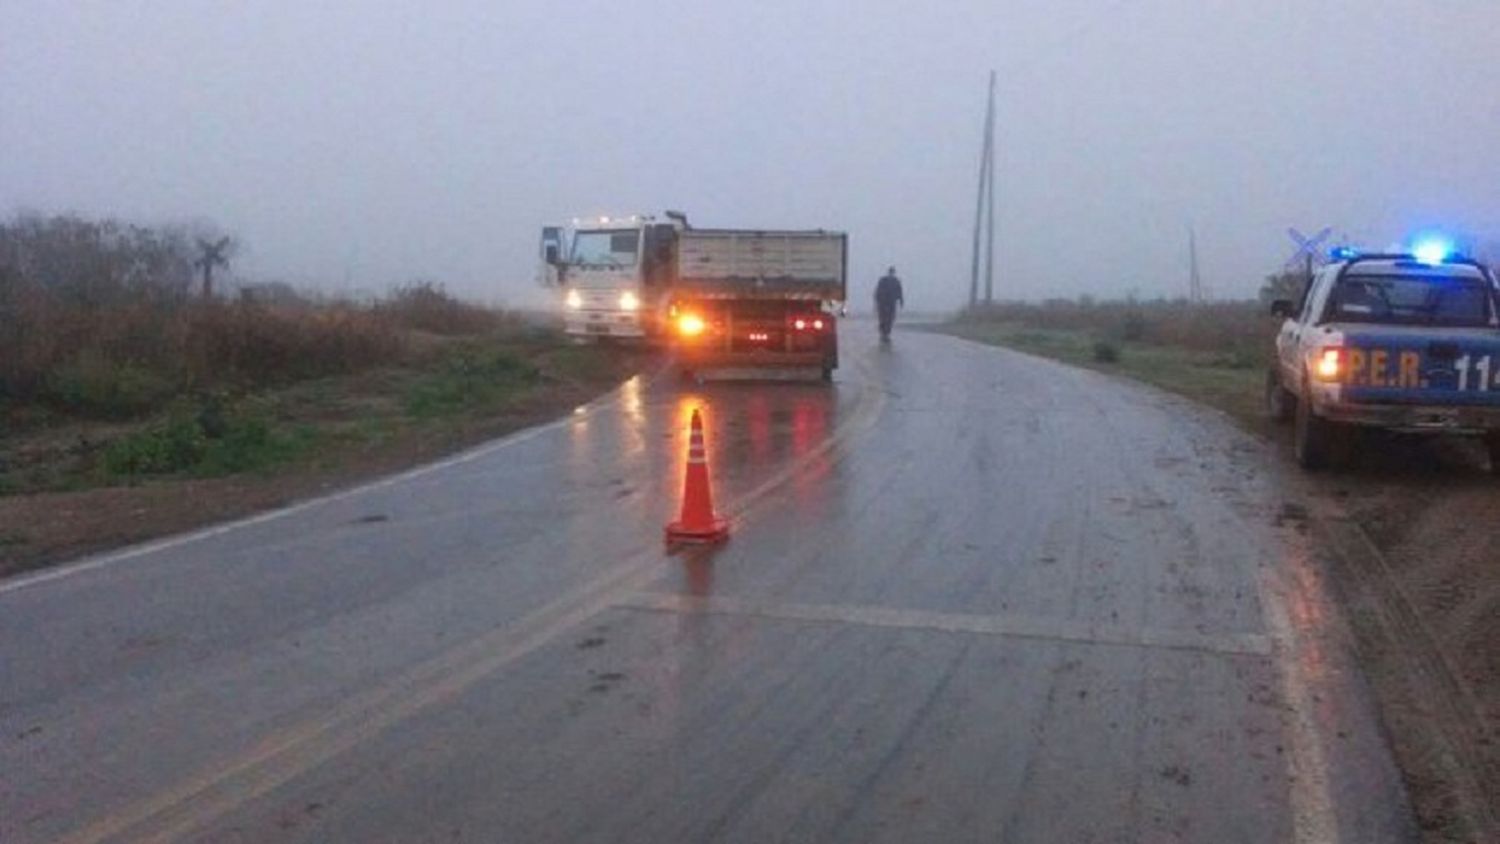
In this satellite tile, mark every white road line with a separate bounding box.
[616,592,1275,657]
[1253,553,1343,844]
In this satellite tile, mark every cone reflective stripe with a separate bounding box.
[666,409,729,543]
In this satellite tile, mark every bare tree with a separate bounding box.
[1258,270,1306,304]
[194,236,235,298]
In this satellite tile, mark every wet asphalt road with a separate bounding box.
[2,325,1417,843]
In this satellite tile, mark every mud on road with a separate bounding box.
[943,322,1500,839]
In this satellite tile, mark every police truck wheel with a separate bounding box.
[1484,433,1500,475]
[1265,368,1295,423]
[1294,386,1336,470]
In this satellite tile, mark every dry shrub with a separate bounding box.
[961,298,1270,361]
[177,301,404,386]
[1,214,507,419]
[381,281,502,336]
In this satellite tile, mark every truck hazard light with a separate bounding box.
[677,313,706,337]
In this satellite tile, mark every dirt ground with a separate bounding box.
[0,350,657,578]
[1259,428,1500,840]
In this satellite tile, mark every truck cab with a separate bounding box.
[1266,245,1500,470]
[541,214,685,340]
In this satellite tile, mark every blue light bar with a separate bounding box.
[1329,246,1360,261]
[1411,237,1453,266]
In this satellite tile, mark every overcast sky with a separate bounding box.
[4,0,1499,308]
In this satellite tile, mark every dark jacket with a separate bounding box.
[874,274,904,310]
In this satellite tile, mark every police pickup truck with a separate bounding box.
[1266,246,1500,470]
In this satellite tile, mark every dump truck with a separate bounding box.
[541,213,847,378]
[666,227,846,380]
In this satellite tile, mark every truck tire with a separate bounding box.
[820,365,834,383]
[1294,385,1338,470]
[1265,368,1295,423]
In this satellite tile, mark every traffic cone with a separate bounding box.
[666,409,729,544]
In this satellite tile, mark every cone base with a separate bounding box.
[665,518,730,544]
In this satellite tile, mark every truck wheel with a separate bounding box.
[1294,386,1338,470]
[1265,368,1295,424]
[820,365,833,383]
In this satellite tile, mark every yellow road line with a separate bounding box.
[56,361,888,844]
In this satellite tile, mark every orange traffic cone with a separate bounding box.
[666,409,730,544]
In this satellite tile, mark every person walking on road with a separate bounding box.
[874,266,905,342]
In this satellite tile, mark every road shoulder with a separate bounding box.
[938,323,1500,841]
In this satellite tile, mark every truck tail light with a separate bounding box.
[813,318,824,330]
[1314,347,1343,381]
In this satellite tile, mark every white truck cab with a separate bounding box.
[540,212,687,340]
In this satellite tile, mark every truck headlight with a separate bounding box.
[565,289,583,310]
[619,291,639,312]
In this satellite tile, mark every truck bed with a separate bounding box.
[675,230,846,300]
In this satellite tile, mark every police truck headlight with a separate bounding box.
[565,289,583,310]
[619,291,639,312]
[1313,347,1343,381]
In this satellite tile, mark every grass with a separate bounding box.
[99,399,321,480]
[0,324,636,495]
[402,345,542,419]
[942,306,1272,432]
[0,212,606,493]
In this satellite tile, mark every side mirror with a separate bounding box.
[1269,299,1297,318]
[544,244,560,265]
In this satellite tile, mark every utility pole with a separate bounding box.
[968,71,995,308]
[983,71,996,304]
[1187,225,1203,303]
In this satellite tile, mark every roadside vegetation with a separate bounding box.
[0,214,644,567]
[945,295,1281,432]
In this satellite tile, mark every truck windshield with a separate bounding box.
[569,230,639,268]
[1329,274,1494,328]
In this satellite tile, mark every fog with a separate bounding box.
[4,0,1498,309]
